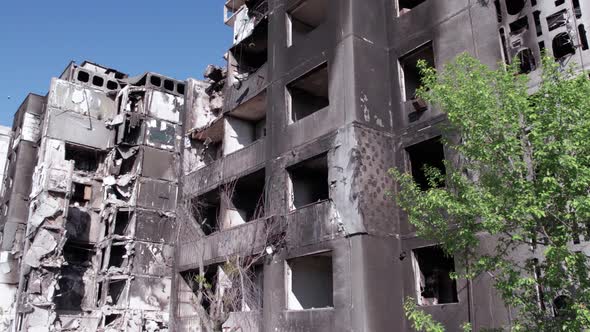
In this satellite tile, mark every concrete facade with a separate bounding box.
[175,0,590,331]
[0,0,589,331]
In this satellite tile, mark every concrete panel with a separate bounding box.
[141,146,178,182]
[148,90,183,123]
[48,78,116,120]
[46,108,114,149]
[136,178,178,212]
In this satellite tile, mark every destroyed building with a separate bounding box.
[0,0,589,331]
[0,61,185,331]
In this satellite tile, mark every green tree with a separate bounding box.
[390,54,590,331]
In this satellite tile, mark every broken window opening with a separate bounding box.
[192,190,221,236]
[164,79,175,92]
[107,244,128,269]
[96,281,103,306]
[406,137,446,191]
[117,147,139,175]
[398,0,427,16]
[573,0,582,18]
[286,252,333,310]
[509,16,529,35]
[54,266,86,311]
[286,0,328,47]
[223,169,265,228]
[505,0,525,15]
[399,43,434,112]
[539,40,546,53]
[555,0,565,6]
[516,48,537,74]
[180,266,219,314]
[552,32,576,60]
[150,75,162,87]
[92,75,105,88]
[287,63,330,123]
[225,115,266,155]
[119,116,143,145]
[63,240,95,265]
[288,153,329,210]
[71,182,92,205]
[104,314,122,327]
[579,25,589,50]
[493,0,502,23]
[534,11,543,36]
[230,19,268,80]
[65,144,104,172]
[413,246,458,306]
[244,264,264,311]
[114,210,133,236]
[531,0,537,6]
[177,82,186,95]
[547,9,568,31]
[500,28,510,65]
[553,295,572,317]
[77,71,90,83]
[106,80,118,91]
[107,279,126,306]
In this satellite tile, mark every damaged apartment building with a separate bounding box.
[174,0,590,332]
[1,0,589,331]
[0,61,186,331]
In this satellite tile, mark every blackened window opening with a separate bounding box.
[288,63,330,123]
[413,246,458,305]
[231,169,266,221]
[406,138,446,190]
[288,153,329,209]
[400,43,435,105]
[192,190,221,236]
[65,144,103,172]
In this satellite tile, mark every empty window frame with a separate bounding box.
[533,11,543,36]
[107,244,128,270]
[547,9,567,31]
[106,80,118,91]
[509,16,529,35]
[106,279,127,306]
[164,79,175,92]
[286,0,328,47]
[506,0,525,15]
[77,71,90,83]
[222,169,266,227]
[192,190,221,236]
[92,75,105,87]
[150,75,162,87]
[65,144,104,172]
[71,182,92,205]
[225,91,267,154]
[515,48,537,74]
[552,32,576,60]
[573,0,582,18]
[412,246,458,306]
[180,265,219,313]
[230,19,268,78]
[406,137,446,190]
[54,266,86,310]
[288,153,329,210]
[398,0,427,16]
[287,63,330,123]
[63,241,95,265]
[114,210,133,236]
[399,43,434,109]
[579,25,589,50]
[286,252,333,310]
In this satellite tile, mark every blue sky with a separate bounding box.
[0,1,231,126]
